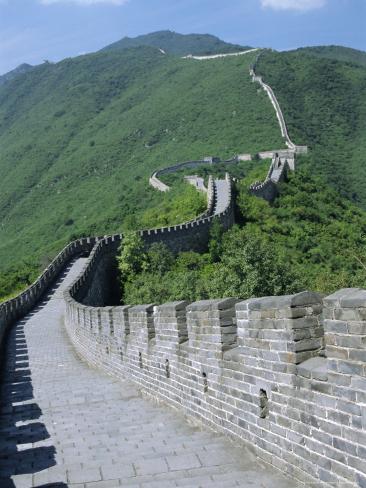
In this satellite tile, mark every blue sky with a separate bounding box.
[0,0,365,75]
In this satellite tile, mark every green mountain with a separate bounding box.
[0,63,34,86]
[0,44,282,300]
[102,30,248,55]
[2,32,365,303]
[256,48,366,207]
[295,45,366,67]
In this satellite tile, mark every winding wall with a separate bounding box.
[61,156,365,488]
[182,48,260,60]
[150,157,229,192]
[4,49,365,488]
[69,174,233,308]
[249,152,291,202]
[250,52,308,155]
[150,48,305,195]
[0,174,233,343]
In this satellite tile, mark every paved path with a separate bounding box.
[0,260,298,488]
[184,176,206,193]
[214,179,230,215]
[182,48,259,60]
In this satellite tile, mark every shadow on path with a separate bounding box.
[0,260,83,487]
[0,316,66,487]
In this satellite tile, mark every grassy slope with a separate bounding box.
[102,30,247,55]
[0,47,283,295]
[256,49,366,207]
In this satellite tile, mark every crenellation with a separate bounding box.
[112,305,131,347]
[129,304,156,346]
[154,301,190,349]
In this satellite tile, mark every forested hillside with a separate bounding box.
[295,45,366,67]
[120,165,366,305]
[256,49,366,207]
[0,44,282,300]
[2,33,366,303]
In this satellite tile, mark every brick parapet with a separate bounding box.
[0,237,95,356]
[64,287,366,487]
[63,173,234,309]
[1,171,233,352]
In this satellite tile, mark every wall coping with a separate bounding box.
[236,291,323,311]
[324,288,366,308]
[187,298,238,312]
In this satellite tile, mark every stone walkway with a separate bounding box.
[214,179,231,215]
[0,259,299,488]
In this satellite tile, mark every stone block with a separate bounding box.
[324,288,361,308]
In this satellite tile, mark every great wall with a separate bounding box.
[0,49,365,488]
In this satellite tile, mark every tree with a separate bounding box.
[117,232,146,282]
[145,242,174,275]
[208,218,224,262]
[204,228,300,299]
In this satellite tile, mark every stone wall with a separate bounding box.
[0,169,226,319]
[150,159,214,192]
[249,153,290,203]
[150,157,243,192]
[250,52,308,156]
[182,48,259,61]
[64,287,366,488]
[0,238,95,358]
[140,174,233,255]
[72,175,233,307]
[249,179,278,202]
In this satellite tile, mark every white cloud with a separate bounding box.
[40,0,129,5]
[261,0,326,11]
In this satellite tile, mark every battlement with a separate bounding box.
[64,285,366,488]
[0,238,95,354]
[67,174,233,308]
[0,173,233,344]
[59,176,365,488]
[249,152,291,202]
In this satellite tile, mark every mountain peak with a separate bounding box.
[101,30,250,56]
[0,63,34,86]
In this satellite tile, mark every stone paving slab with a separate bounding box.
[0,259,299,488]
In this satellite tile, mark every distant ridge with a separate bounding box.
[0,63,34,86]
[293,45,366,67]
[101,30,250,56]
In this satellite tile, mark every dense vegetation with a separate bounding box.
[119,163,366,305]
[0,182,205,301]
[256,49,366,208]
[102,30,248,55]
[0,41,283,301]
[295,46,366,68]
